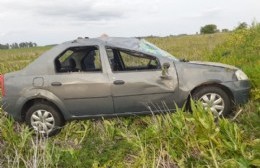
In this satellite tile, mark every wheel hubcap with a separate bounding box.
[199,93,225,116]
[31,110,55,134]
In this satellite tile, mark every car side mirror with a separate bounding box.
[163,62,170,69]
[161,62,171,79]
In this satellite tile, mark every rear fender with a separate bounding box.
[16,89,71,120]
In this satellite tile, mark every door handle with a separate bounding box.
[113,80,125,85]
[51,82,62,86]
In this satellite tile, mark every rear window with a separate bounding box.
[55,46,102,73]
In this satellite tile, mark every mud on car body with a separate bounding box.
[0,37,250,136]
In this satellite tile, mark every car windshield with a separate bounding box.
[139,39,179,61]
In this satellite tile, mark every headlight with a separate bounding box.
[235,69,248,80]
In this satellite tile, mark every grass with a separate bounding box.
[0,46,51,74]
[147,33,230,61]
[0,25,260,167]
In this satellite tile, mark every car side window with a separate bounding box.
[106,48,160,71]
[55,46,102,73]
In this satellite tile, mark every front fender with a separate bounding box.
[174,61,236,102]
[15,89,71,120]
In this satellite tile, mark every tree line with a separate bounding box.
[0,42,37,49]
[200,22,248,34]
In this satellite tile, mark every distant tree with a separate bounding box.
[235,22,248,30]
[29,42,33,48]
[0,42,37,49]
[222,29,229,32]
[11,43,19,49]
[0,44,9,49]
[19,42,24,48]
[177,34,187,37]
[200,24,218,34]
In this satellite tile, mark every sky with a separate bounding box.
[0,0,259,45]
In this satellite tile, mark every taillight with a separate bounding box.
[0,74,5,97]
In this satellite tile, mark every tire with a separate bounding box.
[25,102,64,136]
[192,86,231,116]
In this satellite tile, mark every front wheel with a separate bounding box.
[25,102,64,136]
[192,86,232,116]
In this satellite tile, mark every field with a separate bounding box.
[0,25,260,168]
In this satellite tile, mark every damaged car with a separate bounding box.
[0,37,250,135]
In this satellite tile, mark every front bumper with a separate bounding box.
[222,80,250,104]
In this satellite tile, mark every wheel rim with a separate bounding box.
[30,109,55,134]
[199,93,225,116]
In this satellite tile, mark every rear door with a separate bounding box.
[106,48,178,114]
[46,46,114,117]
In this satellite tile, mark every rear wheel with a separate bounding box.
[25,102,64,136]
[192,86,231,116]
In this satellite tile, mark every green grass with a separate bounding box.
[147,33,230,60]
[0,25,260,167]
[0,46,51,74]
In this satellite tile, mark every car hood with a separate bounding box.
[188,61,238,70]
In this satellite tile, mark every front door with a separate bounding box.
[106,48,178,114]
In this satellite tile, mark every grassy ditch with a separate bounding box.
[0,24,259,167]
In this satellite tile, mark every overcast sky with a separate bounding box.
[0,0,259,45]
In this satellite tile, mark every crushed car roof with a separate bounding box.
[69,37,141,50]
[70,37,176,59]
